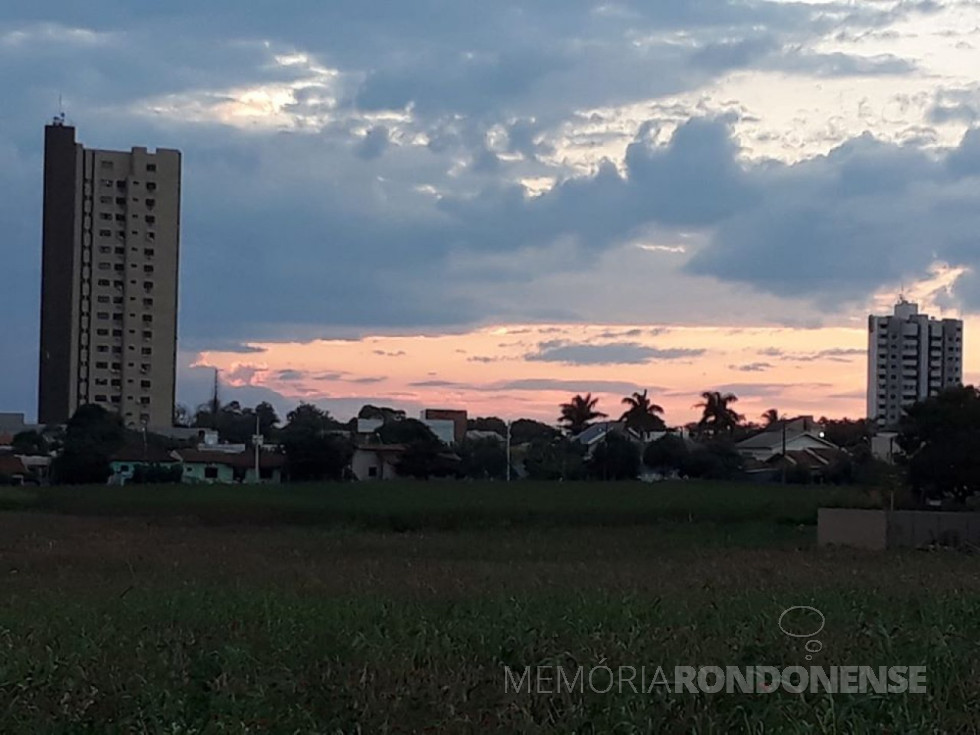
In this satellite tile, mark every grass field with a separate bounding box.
[1,480,977,733]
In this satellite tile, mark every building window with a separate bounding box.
[140,397,150,405]
[143,298,153,308]
[146,182,157,192]
[145,215,155,225]
[98,279,110,287]
[144,248,155,257]
[97,312,109,320]
[95,362,108,369]
[141,347,152,355]
[143,330,153,339]
[96,345,108,353]
[142,314,153,323]
[146,163,156,172]
[141,380,151,389]
[98,263,110,271]
[97,297,109,305]
[99,213,112,221]
[204,466,218,479]
[146,198,156,208]
[96,327,109,335]
[144,265,154,273]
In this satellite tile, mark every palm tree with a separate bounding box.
[558,393,607,435]
[761,408,781,427]
[694,391,744,437]
[620,390,666,435]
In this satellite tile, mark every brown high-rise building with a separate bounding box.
[38,120,181,428]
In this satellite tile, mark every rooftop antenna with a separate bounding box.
[211,368,220,418]
[52,93,66,126]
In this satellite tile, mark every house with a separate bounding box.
[174,448,285,484]
[572,421,645,454]
[735,416,835,462]
[352,444,406,480]
[109,445,181,484]
[737,416,849,482]
[766,448,848,482]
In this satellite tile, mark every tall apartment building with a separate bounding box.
[38,120,181,428]
[867,298,963,428]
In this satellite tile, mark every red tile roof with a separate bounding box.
[175,448,285,469]
[111,445,179,463]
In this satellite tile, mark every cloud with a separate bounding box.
[729,362,774,372]
[355,125,389,160]
[525,340,705,365]
[493,378,653,394]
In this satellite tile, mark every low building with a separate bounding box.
[465,429,505,443]
[735,416,835,462]
[351,444,406,480]
[421,409,467,444]
[174,448,285,484]
[572,421,645,453]
[421,418,456,445]
[109,445,181,484]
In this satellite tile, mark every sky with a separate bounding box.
[3,0,980,426]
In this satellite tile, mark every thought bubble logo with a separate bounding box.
[778,606,825,661]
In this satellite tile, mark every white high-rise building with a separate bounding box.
[867,298,963,428]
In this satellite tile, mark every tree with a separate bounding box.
[510,419,560,446]
[50,404,125,484]
[586,433,641,481]
[761,409,781,427]
[173,403,192,428]
[558,393,607,436]
[523,436,586,480]
[680,441,743,480]
[467,416,508,438]
[358,405,406,423]
[897,386,980,504]
[280,403,351,481]
[458,437,508,479]
[620,390,666,434]
[643,434,689,478]
[11,430,48,456]
[378,419,440,446]
[819,417,870,451]
[695,391,744,437]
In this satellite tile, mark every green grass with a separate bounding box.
[0,481,963,732]
[2,480,877,530]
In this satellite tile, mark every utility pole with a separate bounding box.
[506,421,512,482]
[781,418,787,484]
[252,413,263,483]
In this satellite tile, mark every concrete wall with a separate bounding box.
[182,462,234,484]
[819,508,980,549]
